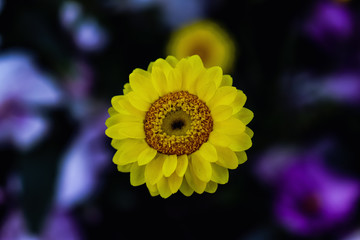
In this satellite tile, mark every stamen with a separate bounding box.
[144,91,213,155]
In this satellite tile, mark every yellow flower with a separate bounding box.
[105,55,253,198]
[167,21,235,73]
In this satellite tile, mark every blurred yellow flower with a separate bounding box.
[167,21,236,73]
[105,55,253,198]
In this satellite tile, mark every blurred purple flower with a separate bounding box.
[73,18,108,52]
[304,1,353,46]
[256,144,360,236]
[59,2,108,53]
[0,208,82,240]
[0,52,62,150]
[284,71,360,107]
[274,157,359,236]
[342,229,360,240]
[40,209,82,240]
[55,109,110,209]
[59,1,83,30]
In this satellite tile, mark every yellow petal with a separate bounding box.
[234,107,254,125]
[231,90,247,114]
[111,95,145,118]
[211,163,229,184]
[211,105,233,122]
[108,107,118,117]
[245,127,254,138]
[127,91,151,112]
[129,68,158,103]
[145,154,166,185]
[117,163,133,173]
[179,178,194,197]
[221,75,233,86]
[157,177,172,198]
[112,139,147,165]
[146,182,159,196]
[168,173,183,193]
[176,155,188,177]
[152,58,174,76]
[130,163,146,186]
[162,155,177,177]
[165,55,179,67]
[205,181,218,193]
[236,151,248,164]
[186,163,207,194]
[137,146,157,165]
[228,133,252,151]
[191,152,212,182]
[105,122,145,139]
[111,139,122,149]
[215,145,238,169]
[151,66,168,96]
[209,131,231,147]
[196,80,216,103]
[123,83,132,95]
[206,66,223,89]
[214,117,246,135]
[198,142,218,162]
[167,68,182,92]
[105,113,142,128]
[208,86,237,109]
[176,57,203,93]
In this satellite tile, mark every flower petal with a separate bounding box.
[105,113,142,128]
[145,154,166,185]
[127,91,151,112]
[231,90,247,114]
[211,105,233,122]
[130,163,146,186]
[198,142,218,162]
[191,152,212,182]
[105,122,145,139]
[176,154,188,177]
[186,163,207,194]
[168,173,183,193]
[205,181,218,193]
[112,139,147,165]
[137,146,157,165]
[179,178,194,197]
[221,75,233,86]
[215,145,238,169]
[111,95,145,118]
[234,107,254,125]
[211,163,229,184]
[206,66,223,89]
[129,68,158,103]
[162,155,177,177]
[157,177,172,198]
[146,182,159,196]
[228,133,252,151]
[167,68,182,92]
[208,86,237,109]
[151,66,168,96]
[165,55,179,67]
[236,151,248,164]
[214,117,246,135]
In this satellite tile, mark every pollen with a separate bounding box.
[144,91,213,155]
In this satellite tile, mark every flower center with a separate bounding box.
[144,91,213,155]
